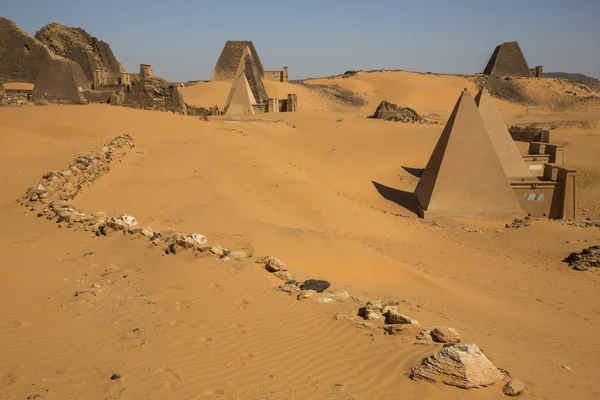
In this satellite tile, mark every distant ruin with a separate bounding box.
[33,58,90,104]
[483,41,543,78]
[263,66,288,82]
[212,41,265,81]
[413,88,576,221]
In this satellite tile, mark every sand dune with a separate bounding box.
[1,71,600,399]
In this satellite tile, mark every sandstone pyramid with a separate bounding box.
[35,23,125,84]
[224,72,256,116]
[413,89,524,221]
[483,41,531,77]
[33,58,90,104]
[0,17,53,84]
[475,89,531,179]
[212,41,264,81]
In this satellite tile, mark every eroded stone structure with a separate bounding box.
[483,41,541,78]
[0,17,53,84]
[212,41,265,81]
[33,58,90,104]
[35,23,125,85]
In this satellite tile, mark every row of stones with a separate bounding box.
[17,135,525,396]
[256,256,525,395]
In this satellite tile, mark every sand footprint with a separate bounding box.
[155,367,182,390]
[233,299,249,310]
[227,352,254,368]
[193,335,213,350]
[228,323,246,336]
[174,299,191,311]
[208,283,223,293]
[170,320,195,329]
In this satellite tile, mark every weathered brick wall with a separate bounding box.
[0,17,53,84]
[483,42,532,77]
[242,54,268,104]
[212,41,265,81]
[122,77,186,114]
[33,58,90,104]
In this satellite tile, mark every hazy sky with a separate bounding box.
[3,0,599,81]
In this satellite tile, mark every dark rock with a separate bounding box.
[300,279,331,293]
[371,101,433,124]
[110,373,121,380]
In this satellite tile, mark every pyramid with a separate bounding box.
[482,41,531,77]
[233,46,268,104]
[414,89,524,221]
[475,89,531,179]
[212,41,265,81]
[224,71,256,116]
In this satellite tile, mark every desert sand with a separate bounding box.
[1,71,600,399]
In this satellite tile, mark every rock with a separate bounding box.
[383,325,407,335]
[318,291,350,302]
[174,233,207,249]
[410,344,505,389]
[265,257,287,272]
[254,256,274,264]
[564,245,600,271]
[371,100,432,124]
[503,379,526,396]
[140,228,155,238]
[315,297,333,303]
[209,245,224,256]
[362,299,398,320]
[297,289,316,300]
[300,279,330,293]
[277,282,300,294]
[110,373,121,380]
[226,248,253,260]
[430,327,460,343]
[272,270,293,281]
[106,214,138,230]
[386,310,418,325]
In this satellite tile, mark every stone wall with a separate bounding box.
[122,77,186,114]
[509,126,550,143]
[33,58,90,104]
[483,41,532,77]
[0,17,53,84]
[212,41,265,81]
[35,23,124,84]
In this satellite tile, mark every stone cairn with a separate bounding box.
[17,135,523,395]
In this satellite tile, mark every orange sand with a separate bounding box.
[1,71,600,399]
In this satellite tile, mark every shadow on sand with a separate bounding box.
[372,181,420,215]
[401,166,424,178]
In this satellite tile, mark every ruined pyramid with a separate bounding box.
[224,71,256,116]
[414,89,525,221]
[475,89,531,180]
[212,41,265,81]
[483,41,531,77]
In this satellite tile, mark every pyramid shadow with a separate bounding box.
[402,166,424,178]
[372,181,420,215]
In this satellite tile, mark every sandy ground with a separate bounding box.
[1,71,600,399]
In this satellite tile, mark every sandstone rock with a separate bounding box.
[226,248,253,260]
[175,233,207,248]
[318,291,350,302]
[386,310,418,325]
[300,279,331,293]
[272,270,293,281]
[315,297,333,303]
[277,282,300,294]
[503,379,526,396]
[107,215,138,230]
[383,325,407,335]
[139,228,155,238]
[254,256,274,264]
[297,290,317,300]
[265,257,287,272]
[430,327,461,344]
[210,245,224,256]
[410,344,505,389]
[361,300,399,320]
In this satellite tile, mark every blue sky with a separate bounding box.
[3,0,599,81]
